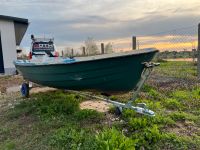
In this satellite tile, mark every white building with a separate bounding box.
[0,15,28,75]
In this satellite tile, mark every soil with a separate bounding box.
[80,100,111,112]
[0,75,23,93]
[167,121,200,137]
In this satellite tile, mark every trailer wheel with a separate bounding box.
[21,83,29,97]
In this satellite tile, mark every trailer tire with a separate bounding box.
[21,83,29,98]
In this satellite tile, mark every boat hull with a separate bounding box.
[15,49,158,93]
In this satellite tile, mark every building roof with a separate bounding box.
[0,15,28,24]
[0,15,29,45]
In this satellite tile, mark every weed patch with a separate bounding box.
[0,140,16,150]
[96,128,136,150]
[8,91,80,120]
[49,127,98,150]
[163,98,183,110]
[74,109,104,121]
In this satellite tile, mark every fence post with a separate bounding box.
[132,36,136,50]
[61,50,64,57]
[71,48,74,56]
[82,47,86,55]
[192,49,196,63]
[198,23,200,78]
[101,43,104,54]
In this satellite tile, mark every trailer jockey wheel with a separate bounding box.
[115,107,122,116]
[21,83,29,97]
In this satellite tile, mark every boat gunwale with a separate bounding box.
[14,48,158,67]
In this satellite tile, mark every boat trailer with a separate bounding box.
[20,62,159,117]
[67,62,159,117]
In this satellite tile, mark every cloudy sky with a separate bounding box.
[0,0,200,51]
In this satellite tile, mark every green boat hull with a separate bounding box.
[15,49,158,93]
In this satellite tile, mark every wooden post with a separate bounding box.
[61,50,64,57]
[192,49,196,63]
[132,36,136,50]
[82,47,86,55]
[71,48,74,56]
[198,23,200,78]
[101,43,104,54]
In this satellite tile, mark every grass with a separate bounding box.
[0,61,199,149]
[154,61,197,79]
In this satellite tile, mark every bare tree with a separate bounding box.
[105,42,113,54]
[64,47,73,57]
[85,37,99,55]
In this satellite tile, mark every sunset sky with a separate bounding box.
[0,0,200,52]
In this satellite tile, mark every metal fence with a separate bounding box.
[137,25,198,52]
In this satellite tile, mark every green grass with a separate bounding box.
[154,61,197,79]
[0,61,199,149]
[96,128,137,150]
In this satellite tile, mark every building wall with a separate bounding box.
[0,19,17,74]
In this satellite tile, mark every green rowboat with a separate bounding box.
[14,48,158,94]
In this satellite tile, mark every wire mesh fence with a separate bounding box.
[61,24,198,61]
[137,25,198,51]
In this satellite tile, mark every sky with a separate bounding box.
[0,0,200,52]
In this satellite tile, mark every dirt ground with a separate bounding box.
[0,75,111,113]
[0,75,23,93]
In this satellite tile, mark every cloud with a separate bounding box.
[0,0,199,50]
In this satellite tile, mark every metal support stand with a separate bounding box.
[67,62,160,117]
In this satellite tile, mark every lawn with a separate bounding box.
[0,61,199,150]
